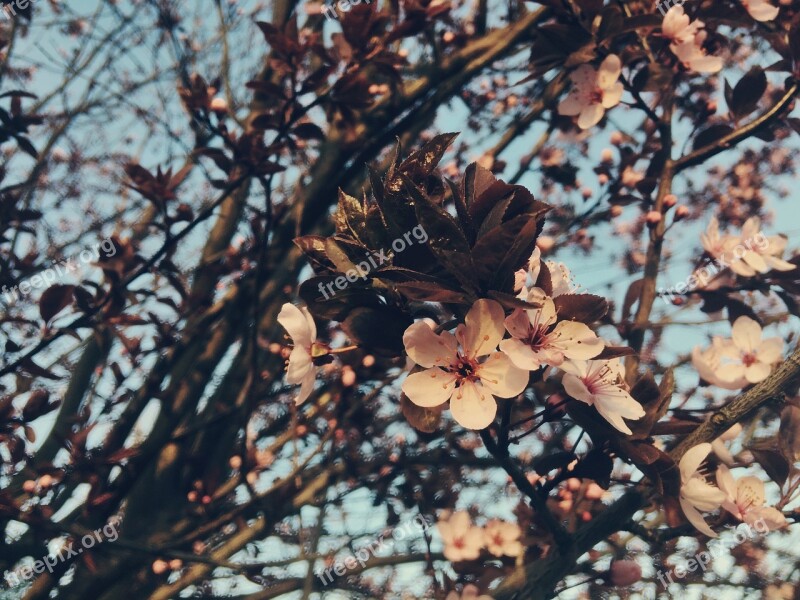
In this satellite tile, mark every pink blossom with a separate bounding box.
[662,7,723,73]
[716,465,788,530]
[401,299,529,430]
[277,303,319,405]
[741,0,779,21]
[558,55,624,129]
[445,584,494,600]
[679,443,727,537]
[483,519,524,557]
[560,359,645,434]
[499,295,603,370]
[437,511,485,562]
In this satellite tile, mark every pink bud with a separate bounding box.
[38,474,53,488]
[362,354,376,368]
[341,366,356,387]
[598,173,609,185]
[663,194,677,208]
[609,205,623,218]
[566,478,581,492]
[152,560,169,574]
[645,211,662,227]
[23,480,36,493]
[210,97,228,113]
[706,100,717,113]
[675,205,690,220]
[536,235,555,253]
[601,149,614,163]
[610,560,642,586]
[169,559,183,571]
[610,131,623,145]
[584,483,605,500]
[443,31,455,43]
[228,456,242,470]
[582,187,593,200]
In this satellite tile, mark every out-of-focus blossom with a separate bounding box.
[437,511,484,562]
[499,295,603,370]
[717,317,783,385]
[691,338,748,390]
[402,299,529,429]
[741,0,779,21]
[662,6,723,73]
[692,317,783,388]
[716,465,788,529]
[728,217,796,277]
[609,560,643,586]
[483,519,524,557]
[277,303,320,405]
[560,359,645,434]
[445,584,494,600]
[558,55,624,129]
[679,443,727,537]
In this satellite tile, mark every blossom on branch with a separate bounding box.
[560,359,645,434]
[716,465,788,530]
[662,6,723,73]
[483,519,524,557]
[557,55,624,129]
[277,303,321,405]
[499,294,603,370]
[401,299,529,430]
[679,443,727,537]
[437,511,485,562]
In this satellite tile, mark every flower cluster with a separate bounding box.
[401,249,645,433]
[701,217,795,278]
[679,442,787,537]
[692,316,784,389]
[436,511,523,563]
[661,6,723,73]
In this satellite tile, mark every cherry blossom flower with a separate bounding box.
[717,317,784,384]
[560,359,645,434]
[483,519,524,557]
[445,585,494,600]
[499,295,603,370]
[711,424,743,466]
[728,217,796,277]
[557,55,624,129]
[716,465,788,530]
[679,443,727,537]
[662,6,723,73]
[700,217,728,259]
[741,0,779,21]
[520,248,579,299]
[401,299,529,430]
[437,511,484,562]
[691,338,748,390]
[277,303,320,405]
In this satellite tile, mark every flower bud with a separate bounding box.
[663,194,677,208]
[610,131,623,145]
[601,148,614,163]
[152,560,169,574]
[609,205,623,218]
[674,205,690,220]
[210,97,228,113]
[609,560,642,586]
[645,211,662,227]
